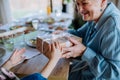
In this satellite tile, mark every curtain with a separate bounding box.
[0,0,12,24]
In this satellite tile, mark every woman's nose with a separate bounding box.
[79,6,84,12]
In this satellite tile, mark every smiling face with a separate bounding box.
[75,0,107,22]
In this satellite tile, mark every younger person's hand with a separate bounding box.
[46,41,63,60]
[9,48,26,66]
[3,48,26,70]
[41,41,63,78]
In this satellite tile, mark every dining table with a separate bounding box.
[0,12,73,80]
[0,30,70,80]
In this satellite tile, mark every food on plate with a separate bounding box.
[44,17,54,24]
[9,26,22,30]
[29,39,36,46]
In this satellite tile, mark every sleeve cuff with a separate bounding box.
[82,47,96,63]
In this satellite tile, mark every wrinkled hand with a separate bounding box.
[46,41,63,60]
[9,48,26,66]
[62,37,86,58]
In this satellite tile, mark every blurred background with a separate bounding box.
[0,0,120,29]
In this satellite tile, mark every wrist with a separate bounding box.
[50,56,60,62]
[41,57,60,78]
[81,46,87,56]
[49,57,60,65]
[2,60,13,70]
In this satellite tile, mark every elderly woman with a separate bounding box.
[0,41,63,80]
[62,0,120,80]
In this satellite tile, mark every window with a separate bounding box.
[0,0,12,24]
[9,0,48,20]
[0,0,74,24]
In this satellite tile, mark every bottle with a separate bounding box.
[62,0,67,13]
[47,0,51,15]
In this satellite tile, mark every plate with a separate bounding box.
[9,26,22,30]
[26,39,36,48]
[0,48,6,58]
[44,17,55,24]
[0,29,6,33]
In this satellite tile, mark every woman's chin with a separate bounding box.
[82,16,92,21]
[82,18,90,21]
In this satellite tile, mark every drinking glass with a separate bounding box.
[2,35,14,51]
[32,19,39,30]
[13,32,25,48]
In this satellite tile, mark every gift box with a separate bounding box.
[36,32,82,58]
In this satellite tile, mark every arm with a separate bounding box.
[53,22,88,38]
[41,56,60,78]
[68,22,89,38]
[82,29,120,79]
[81,17,120,79]
[41,41,63,78]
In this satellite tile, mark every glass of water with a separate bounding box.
[13,32,25,48]
[3,35,14,51]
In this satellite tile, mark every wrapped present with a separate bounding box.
[36,32,82,58]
